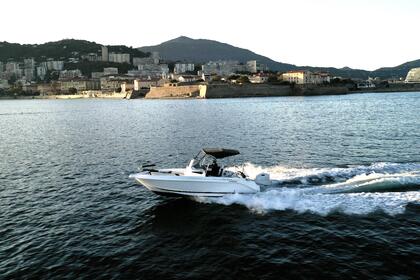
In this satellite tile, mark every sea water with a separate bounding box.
[0,92,419,278]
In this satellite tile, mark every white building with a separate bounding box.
[24,58,35,69]
[202,60,241,76]
[405,67,420,83]
[151,52,160,64]
[129,64,169,79]
[101,46,109,62]
[108,53,130,64]
[59,69,82,80]
[201,60,264,76]
[37,66,47,80]
[246,60,257,73]
[91,72,104,79]
[45,60,64,71]
[357,79,376,89]
[249,75,269,84]
[174,63,195,74]
[104,67,118,75]
[133,57,153,66]
[24,68,35,81]
[170,74,201,83]
[5,62,22,78]
[6,62,20,73]
[282,70,331,84]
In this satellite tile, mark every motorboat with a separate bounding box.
[129,148,270,197]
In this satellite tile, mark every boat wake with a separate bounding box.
[195,162,420,215]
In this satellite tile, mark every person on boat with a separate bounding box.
[206,159,220,177]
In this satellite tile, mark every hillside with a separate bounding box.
[1,37,417,80]
[139,36,419,79]
[371,59,420,79]
[138,36,296,72]
[0,39,148,61]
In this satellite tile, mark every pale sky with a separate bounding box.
[2,0,419,70]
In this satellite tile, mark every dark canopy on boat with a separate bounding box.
[201,148,240,159]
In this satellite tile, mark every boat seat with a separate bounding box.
[218,166,224,177]
[206,163,220,177]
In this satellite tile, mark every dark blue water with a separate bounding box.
[1,92,419,279]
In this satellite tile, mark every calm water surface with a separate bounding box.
[1,92,419,279]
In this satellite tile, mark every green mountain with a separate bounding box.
[139,36,418,79]
[371,59,420,79]
[0,39,148,62]
[138,36,297,72]
[1,37,417,80]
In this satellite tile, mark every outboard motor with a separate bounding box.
[255,173,271,186]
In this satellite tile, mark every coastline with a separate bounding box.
[1,84,419,100]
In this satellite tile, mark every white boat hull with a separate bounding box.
[131,173,260,197]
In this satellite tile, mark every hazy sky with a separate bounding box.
[2,0,419,70]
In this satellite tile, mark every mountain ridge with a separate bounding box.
[0,37,418,80]
[139,36,297,72]
[0,39,148,62]
[139,36,419,79]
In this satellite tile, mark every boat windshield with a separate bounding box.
[192,151,217,169]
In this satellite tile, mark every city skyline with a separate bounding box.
[2,0,419,71]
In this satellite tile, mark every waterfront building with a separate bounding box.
[101,46,109,62]
[104,67,118,75]
[174,63,195,74]
[357,79,376,89]
[108,53,130,64]
[86,80,101,90]
[59,79,100,93]
[249,74,269,84]
[134,78,166,90]
[405,68,420,83]
[100,76,135,92]
[36,82,61,95]
[171,74,201,83]
[282,70,331,84]
[21,82,38,93]
[59,79,87,93]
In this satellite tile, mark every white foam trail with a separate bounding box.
[197,162,420,216]
[229,162,420,185]
[196,189,420,216]
[325,171,420,192]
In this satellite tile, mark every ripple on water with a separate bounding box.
[0,95,419,278]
